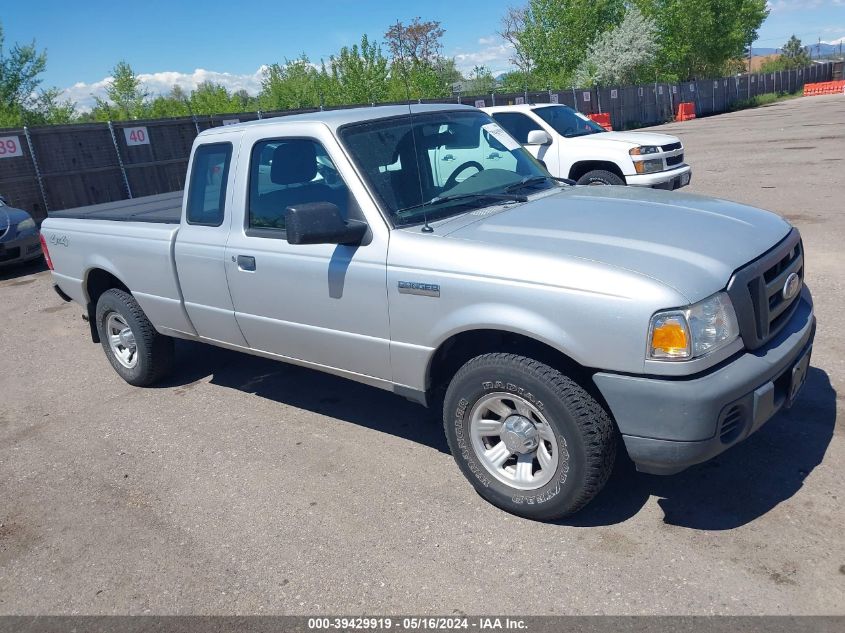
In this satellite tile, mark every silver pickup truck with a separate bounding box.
[41,104,815,520]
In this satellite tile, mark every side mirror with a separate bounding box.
[285,202,367,246]
[526,130,552,146]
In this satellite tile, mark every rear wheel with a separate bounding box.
[95,288,174,386]
[443,353,616,520]
[576,169,625,186]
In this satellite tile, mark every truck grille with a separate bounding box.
[727,229,803,350]
[661,142,682,152]
[666,153,684,167]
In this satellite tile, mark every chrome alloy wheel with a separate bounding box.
[469,392,560,490]
[105,312,138,369]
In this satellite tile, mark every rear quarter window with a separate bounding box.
[186,142,233,226]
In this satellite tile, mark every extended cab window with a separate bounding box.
[186,143,232,226]
[490,112,542,144]
[248,138,349,231]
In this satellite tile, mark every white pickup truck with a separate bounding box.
[41,104,814,520]
[483,104,692,189]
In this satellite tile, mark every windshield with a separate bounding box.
[533,105,605,138]
[339,109,560,227]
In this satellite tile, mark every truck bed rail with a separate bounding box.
[48,191,182,224]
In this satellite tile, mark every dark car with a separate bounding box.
[0,195,42,266]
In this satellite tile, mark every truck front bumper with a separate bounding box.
[593,287,815,475]
[626,164,691,190]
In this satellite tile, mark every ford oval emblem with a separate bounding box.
[782,272,801,301]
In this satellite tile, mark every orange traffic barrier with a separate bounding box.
[587,112,613,130]
[803,80,845,96]
[675,101,696,121]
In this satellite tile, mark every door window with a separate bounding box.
[186,143,232,226]
[533,105,605,138]
[248,138,349,231]
[490,112,543,144]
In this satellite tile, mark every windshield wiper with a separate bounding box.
[397,192,528,215]
[504,175,574,193]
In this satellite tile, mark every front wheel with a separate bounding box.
[95,288,174,386]
[443,353,616,520]
[576,169,625,186]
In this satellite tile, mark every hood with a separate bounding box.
[582,130,680,147]
[0,205,32,226]
[442,186,792,303]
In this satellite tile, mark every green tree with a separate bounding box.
[0,21,56,126]
[258,55,322,110]
[761,35,811,72]
[636,0,769,80]
[384,18,445,63]
[515,0,626,87]
[28,88,77,124]
[463,65,497,94]
[384,19,456,100]
[147,85,192,119]
[92,61,149,120]
[330,35,389,104]
[574,6,660,87]
[190,81,241,115]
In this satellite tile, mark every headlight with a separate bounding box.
[648,292,740,361]
[634,158,664,174]
[629,145,660,156]
[17,218,36,231]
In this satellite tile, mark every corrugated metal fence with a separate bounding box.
[0,62,833,222]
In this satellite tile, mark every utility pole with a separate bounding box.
[748,45,753,73]
[817,37,821,60]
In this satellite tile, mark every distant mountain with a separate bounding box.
[752,41,844,57]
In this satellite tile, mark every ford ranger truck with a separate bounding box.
[40,104,815,520]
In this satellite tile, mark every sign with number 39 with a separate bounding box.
[0,136,23,158]
[123,126,150,146]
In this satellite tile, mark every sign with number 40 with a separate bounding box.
[124,127,150,146]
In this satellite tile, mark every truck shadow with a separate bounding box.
[161,342,836,530]
[161,340,450,454]
[564,366,837,530]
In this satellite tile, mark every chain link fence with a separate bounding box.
[0,62,834,222]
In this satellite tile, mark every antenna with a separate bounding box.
[394,20,434,233]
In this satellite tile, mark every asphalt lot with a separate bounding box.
[1,94,843,615]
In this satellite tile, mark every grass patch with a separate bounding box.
[728,90,804,112]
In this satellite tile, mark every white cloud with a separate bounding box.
[62,66,268,111]
[452,38,516,76]
[822,35,845,44]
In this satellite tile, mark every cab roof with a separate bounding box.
[198,103,475,137]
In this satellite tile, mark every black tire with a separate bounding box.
[576,169,625,186]
[443,353,616,520]
[95,288,174,387]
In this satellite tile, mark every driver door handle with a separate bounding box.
[236,255,256,272]
[441,154,455,161]
[487,152,501,160]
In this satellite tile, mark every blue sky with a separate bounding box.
[3,0,844,108]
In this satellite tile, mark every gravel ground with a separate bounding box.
[1,94,843,615]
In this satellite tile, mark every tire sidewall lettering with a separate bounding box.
[453,378,569,504]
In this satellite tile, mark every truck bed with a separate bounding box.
[48,191,183,224]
